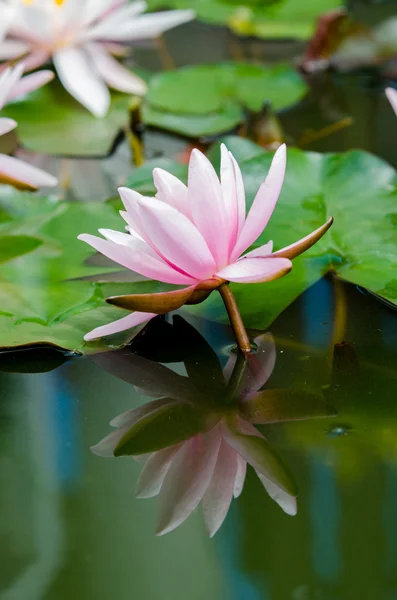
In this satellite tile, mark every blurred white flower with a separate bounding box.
[0,62,57,189]
[0,0,195,116]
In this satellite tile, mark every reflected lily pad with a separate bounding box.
[144,63,307,137]
[147,0,342,39]
[2,80,140,157]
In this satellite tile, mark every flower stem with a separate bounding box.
[218,283,252,356]
[225,352,248,403]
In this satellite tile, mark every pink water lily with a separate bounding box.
[0,0,194,116]
[0,62,57,189]
[79,143,333,353]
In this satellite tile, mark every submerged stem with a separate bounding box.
[218,283,252,356]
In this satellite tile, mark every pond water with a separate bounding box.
[0,276,396,600]
[1,6,397,600]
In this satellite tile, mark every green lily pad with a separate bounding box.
[0,189,172,352]
[2,80,140,157]
[147,0,342,39]
[143,63,307,138]
[0,235,42,264]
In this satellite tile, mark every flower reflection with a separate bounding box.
[91,317,335,536]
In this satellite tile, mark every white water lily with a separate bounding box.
[0,62,57,189]
[0,0,195,116]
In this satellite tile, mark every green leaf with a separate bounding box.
[2,80,140,157]
[114,402,211,456]
[144,63,307,137]
[0,190,175,351]
[146,0,342,39]
[0,235,42,264]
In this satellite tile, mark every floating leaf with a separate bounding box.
[2,80,140,157]
[144,63,307,137]
[0,190,174,351]
[0,235,42,264]
[146,0,342,39]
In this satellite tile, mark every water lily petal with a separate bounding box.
[0,40,30,61]
[90,424,132,457]
[256,471,297,516]
[156,427,222,535]
[271,217,333,259]
[21,50,51,73]
[0,63,24,110]
[153,167,190,217]
[188,148,229,267]
[386,87,397,116]
[220,144,239,255]
[231,144,286,261]
[53,47,110,117]
[78,234,197,284]
[202,439,238,537]
[118,187,148,239]
[242,241,273,258]
[223,332,276,397]
[229,151,246,237]
[91,399,173,457]
[8,70,54,101]
[233,455,247,498]
[0,153,57,190]
[106,284,197,314]
[216,257,292,283]
[86,43,147,95]
[92,350,199,402]
[0,118,17,136]
[110,398,176,428]
[88,9,195,41]
[137,196,216,280]
[136,445,181,499]
[222,418,297,496]
[83,1,148,38]
[84,310,155,341]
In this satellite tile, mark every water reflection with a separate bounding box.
[90,316,334,536]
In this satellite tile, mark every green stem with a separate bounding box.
[218,283,252,356]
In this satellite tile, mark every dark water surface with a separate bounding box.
[1,7,397,599]
[0,278,396,600]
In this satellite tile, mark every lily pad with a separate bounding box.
[0,189,171,352]
[2,80,140,157]
[147,0,342,39]
[143,63,307,137]
[0,235,42,264]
